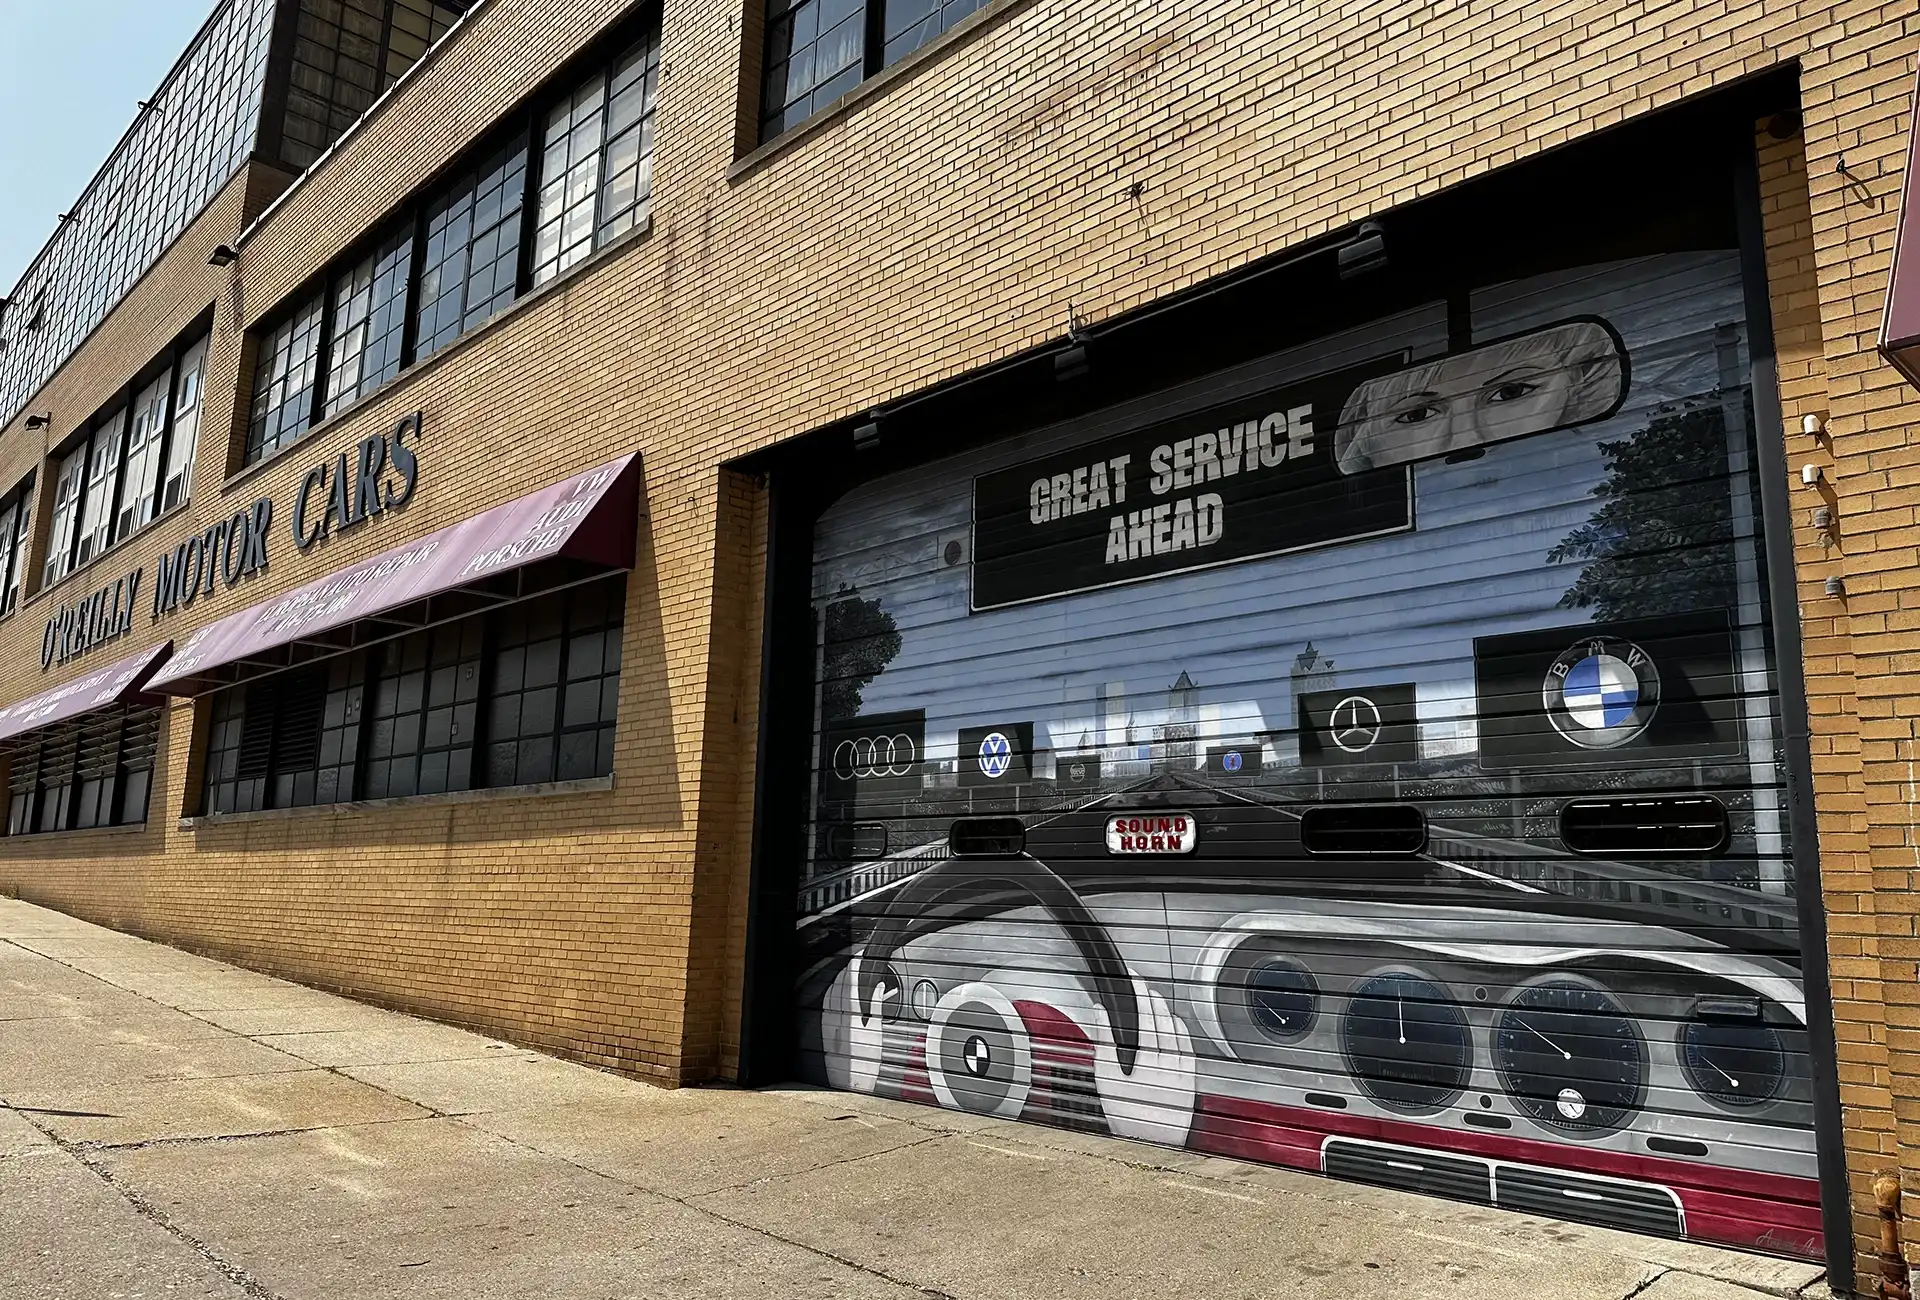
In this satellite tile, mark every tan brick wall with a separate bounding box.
[1,0,1920,1269]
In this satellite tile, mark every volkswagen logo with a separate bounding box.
[833,734,918,779]
[1330,695,1385,754]
[1544,636,1660,749]
[978,731,1013,779]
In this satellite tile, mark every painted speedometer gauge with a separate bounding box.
[1494,978,1644,1134]
[1342,972,1472,1113]
[1246,959,1318,1044]
[1681,1018,1786,1107]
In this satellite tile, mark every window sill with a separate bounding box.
[4,820,151,843]
[729,0,1036,182]
[221,217,654,499]
[24,495,196,614]
[178,772,614,829]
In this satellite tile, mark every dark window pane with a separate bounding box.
[517,735,554,785]
[557,730,598,782]
[522,687,557,736]
[563,680,601,730]
[525,640,561,687]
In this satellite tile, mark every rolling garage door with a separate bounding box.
[793,248,1820,1257]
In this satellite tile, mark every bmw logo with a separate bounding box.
[978,731,1013,779]
[1543,636,1661,749]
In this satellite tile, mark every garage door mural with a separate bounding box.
[794,250,1818,1258]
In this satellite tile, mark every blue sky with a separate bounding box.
[0,0,216,293]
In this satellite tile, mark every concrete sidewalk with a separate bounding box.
[0,897,1831,1300]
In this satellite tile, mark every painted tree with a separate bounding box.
[1548,394,1748,620]
[820,589,902,721]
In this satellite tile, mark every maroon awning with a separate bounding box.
[147,453,640,695]
[1884,73,1920,387]
[0,641,173,746]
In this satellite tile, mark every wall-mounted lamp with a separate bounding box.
[23,413,51,431]
[1825,575,1847,597]
[1802,413,1824,437]
[1800,463,1822,487]
[852,419,882,452]
[1054,304,1093,382]
[1337,221,1388,279]
[207,244,238,268]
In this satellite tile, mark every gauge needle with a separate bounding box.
[1697,1053,1739,1089]
[1397,991,1406,1046]
[1516,1017,1573,1061]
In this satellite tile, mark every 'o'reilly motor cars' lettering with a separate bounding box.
[1105,813,1199,855]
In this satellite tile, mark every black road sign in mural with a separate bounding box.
[1056,752,1103,789]
[1473,612,1743,768]
[958,722,1035,787]
[821,710,926,805]
[970,360,1413,611]
[1298,683,1420,767]
[1205,743,1264,776]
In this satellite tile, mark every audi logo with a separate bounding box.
[834,734,919,779]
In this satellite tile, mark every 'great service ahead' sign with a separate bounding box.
[969,360,1410,611]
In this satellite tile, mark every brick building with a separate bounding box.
[2,0,1918,1288]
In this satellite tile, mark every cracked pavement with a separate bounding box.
[0,898,1837,1299]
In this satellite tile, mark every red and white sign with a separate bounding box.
[1105,813,1199,855]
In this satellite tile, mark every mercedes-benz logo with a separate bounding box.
[1330,695,1384,754]
[963,1034,993,1077]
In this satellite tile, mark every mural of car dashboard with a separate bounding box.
[794,250,1823,1259]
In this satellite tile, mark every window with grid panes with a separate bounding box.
[42,442,88,588]
[532,27,660,285]
[280,0,388,171]
[881,0,984,64]
[414,134,528,360]
[312,654,365,805]
[386,0,468,81]
[201,688,248,815]
[35,727,78,832]
[760,0,867,142]
[325,227,411,416]
[5,743,37,836]
[276,0,472,171]
[160,338,207,514]
[363,619,481,799]
[0,478,32,618]
[759,0,990,140]
[118,367,171,539]
[74,408,128,568]
[483,578,624,788]
[246,294,325,465]
[0,707,156,836]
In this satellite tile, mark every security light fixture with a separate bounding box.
[1337,221,1388,279]
[208,244,238,267]
[24,413,51,431]
[1055,303,1093,381]
[853,420,882,452]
